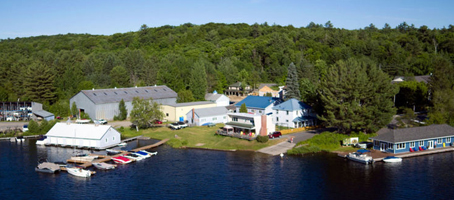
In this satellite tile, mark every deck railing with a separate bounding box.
[216,130,257,141]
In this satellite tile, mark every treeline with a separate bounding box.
[0,22,453,127]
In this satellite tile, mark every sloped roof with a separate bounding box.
[234,96,279,109]
[33,110,54,118]
[370,124,454,143]
[415,75,430,84]
[272,98,312,111]
[259,86,277,92]
[205,93,223,101]
[190,106,228,118]
[258,83,277,90]
[292,116,317,122]
[46,123,118,140]
[79,85,177,104]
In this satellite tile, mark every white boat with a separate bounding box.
[16,136,25,142]
[35,162,61,174]
[347,150,374,164]
[140,150,158,156]
[70,155,98,162]
[123,153,144,161]
[36,136,48,145]
[133,151,151,159]
[117,142,127,147]
[383,156,402,163]
[66,167,93,177]
[106,149,121,155]
[92,162,116,170]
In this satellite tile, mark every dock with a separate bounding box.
[337,146,454,162]
[66,138,169,168]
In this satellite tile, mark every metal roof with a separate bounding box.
[234,96,279,109]
[292,116,317,122]
[272,98,312,111]
[190,106,228,118]
[33,110,54,118]
[205,93,223,101]
[370,124,454,143]
[46,123,117,140]
[80,85,177,104]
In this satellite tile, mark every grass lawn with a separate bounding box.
[119,124,286,151]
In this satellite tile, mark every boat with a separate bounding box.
[134,151,151,159]
[36,136,48,145]
[347,149,374,164]
[106,149,121,155]
[111,156,133,164]
[16,136,25,142]
[117,142,127,147]
[383,156,402,163]
[66,167,93,177]
[123,153,144,161]
[70,154,98,162]
[92,162,116,170]
[140,150,158,156]
[35,162,61,174]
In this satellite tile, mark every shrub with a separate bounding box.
[167,138,184,148]
[256,135,269,143]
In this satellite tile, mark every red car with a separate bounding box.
[154,120,163,124]
[268,131,282,138]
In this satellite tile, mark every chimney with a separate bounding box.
[115,87,117,89]
[260,115,267,136]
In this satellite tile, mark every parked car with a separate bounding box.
[177,121,188,128]
[154,120,163,124]
[268,131,282,139]
[202,122,216,127]
[356,142,373,149]
[169,123,181,130]
[94,119,107,125]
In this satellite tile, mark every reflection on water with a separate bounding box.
[2,139,454,199]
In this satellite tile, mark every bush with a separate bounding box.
[256,135,269,143]
[167,138,184,148]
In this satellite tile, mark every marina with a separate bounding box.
[337,146,454,162]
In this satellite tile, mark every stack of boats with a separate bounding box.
[112,150,157,164]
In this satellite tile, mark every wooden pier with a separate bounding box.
[337,146,454,162]
[66,138,169,168]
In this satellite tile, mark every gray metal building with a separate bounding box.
[70,85,177,120]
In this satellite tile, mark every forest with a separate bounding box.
[1,21,453,130]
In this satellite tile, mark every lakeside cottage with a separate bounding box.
[272,98,316,128]
[370,124,454,154]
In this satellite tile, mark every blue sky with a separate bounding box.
[1,0,453,39]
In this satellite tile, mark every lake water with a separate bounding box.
[1,139,454,199]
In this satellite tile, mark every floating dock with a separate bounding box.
[337,146,454,162]
[66,138,169,168]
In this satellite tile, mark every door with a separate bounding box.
[380,143,387,151]
[428,140,434,149]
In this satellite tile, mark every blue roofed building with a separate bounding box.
[234,96,281,115]
[272,98,316,128]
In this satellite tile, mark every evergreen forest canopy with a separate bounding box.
[1,21,454,131]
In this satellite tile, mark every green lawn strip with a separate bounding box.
[288,131,376,155]
[119,125,284,151]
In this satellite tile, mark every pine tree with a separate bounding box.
[24,62,57,104]
[240,103,248,113]
[285,63,301,100]
[318,58,397,133]
[189,60,208,101]
[118,99,128,120]
[71,102,78,118]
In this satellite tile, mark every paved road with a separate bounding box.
[257,128,335,156]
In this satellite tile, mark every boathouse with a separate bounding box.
[70,85,177,121]
[45,122,121,149]
[186,106,228,126]
[370,124,454,154]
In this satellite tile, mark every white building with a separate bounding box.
[272,98,316,128]
[70,85,177,121]
[45,123,121,149]
[186,106,228,126]
[205,91,230,106]
[226,113,275,136]
[234,95,281,115]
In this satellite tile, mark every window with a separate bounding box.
[212,117,217,121]
[233,117,238,122]
[409,142,415,148]
[114,92,118,95]
[113,137,115,141]
[135,90,139,93]
[437,138,443,144]
[259,111,262,113]
[374,140,379,146]
[145,90,149,93]
[286,111,289,115]
[388,144,393,150]
[250,109,254,113]
[124,91,128,94]
[286,120,289,122]
[104,92,107,95]
[166,113,169,117]
[396,143,405,149]
[106,138,108,142]
[276,117,279,122]
[447,137,452,143]
[419,141,424,146]
[223,116,226,119]
[93,93,97,96]
[276,110,279,114]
